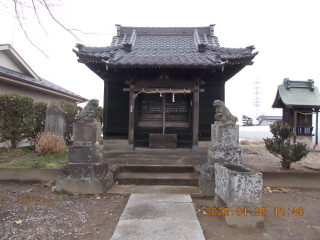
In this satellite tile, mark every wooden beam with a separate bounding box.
[127,84,135,150]
[192,83,200,152]
[293,111,297,143]
[123,88,204,92]
[103,81,108,139]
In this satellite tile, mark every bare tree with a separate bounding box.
[0,0,99,58]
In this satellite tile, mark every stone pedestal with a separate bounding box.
[208,124,242,165]
[214,163,264,228]
[56,163,113,194]
[69,121,103,163]
[199,123,242,196]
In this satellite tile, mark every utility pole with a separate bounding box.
[252,79,261,125]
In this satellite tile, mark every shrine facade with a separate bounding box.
[73,25,258,151]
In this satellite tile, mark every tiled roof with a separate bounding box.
[0,66,88,102]
[272,79,320,108]
[73,25,258,68]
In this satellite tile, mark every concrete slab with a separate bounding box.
[120,202,197,220]
[106,185,202,196]
[111,194,205,240]
[111,219,204,240]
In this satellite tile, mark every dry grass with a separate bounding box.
[250,140,265,145]
[35,132,67,155]
[240,139,250,145]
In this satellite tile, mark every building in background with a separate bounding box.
[256,115,282,126]
[0,44,88,104]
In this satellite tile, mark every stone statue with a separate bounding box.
[75,99,99,122]
[213,100,238,124]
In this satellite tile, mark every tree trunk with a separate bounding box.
[281,159,291,169]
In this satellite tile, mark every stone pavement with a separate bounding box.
[110,194,205,240]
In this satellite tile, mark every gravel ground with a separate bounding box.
[0,182,129,240]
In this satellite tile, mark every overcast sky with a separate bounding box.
[1,0,319,124]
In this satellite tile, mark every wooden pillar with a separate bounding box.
[293,111,297,143]
[192,83,200,152]
[316,109,319,146]
[127,84,135,150]
[220,81,225,102]
[102,81,108,140]
[162,93,166,134]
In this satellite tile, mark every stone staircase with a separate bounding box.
[107,165,202,195]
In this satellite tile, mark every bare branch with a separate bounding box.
[31,0,48,35]
[68,29,114,36]
[13,0,50,58]
[41,0,83,42]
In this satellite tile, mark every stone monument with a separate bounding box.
[45,103,69,140]
[199,100,242,196]
[56,99,114,194]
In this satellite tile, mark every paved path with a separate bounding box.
[110,194,205,240]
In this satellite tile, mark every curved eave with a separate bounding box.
[76,56,255,69]
[272,88,279,108]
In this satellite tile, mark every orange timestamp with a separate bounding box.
[205,207,304,216]
[205,208,266,216]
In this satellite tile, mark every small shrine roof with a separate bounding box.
[272,79,320,109]
[73,25,258,69]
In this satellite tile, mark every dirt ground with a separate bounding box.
[0,144,320,239]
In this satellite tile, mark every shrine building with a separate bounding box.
[272,78,320,148]
[73,24,258,151]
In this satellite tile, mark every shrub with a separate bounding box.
[32,101,47,141]
[263,120,310,169]
[0,93,35,148]
[35,132,67,155]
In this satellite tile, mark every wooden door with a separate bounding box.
[137,93,190,128]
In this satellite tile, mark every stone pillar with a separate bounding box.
[56,99,114,194]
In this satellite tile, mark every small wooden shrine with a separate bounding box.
[272,78,320,147]
[73,24,258,151]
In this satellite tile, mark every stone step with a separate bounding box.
[107,185,202,196]
[115,172,198,186]
[119,165,196,173]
